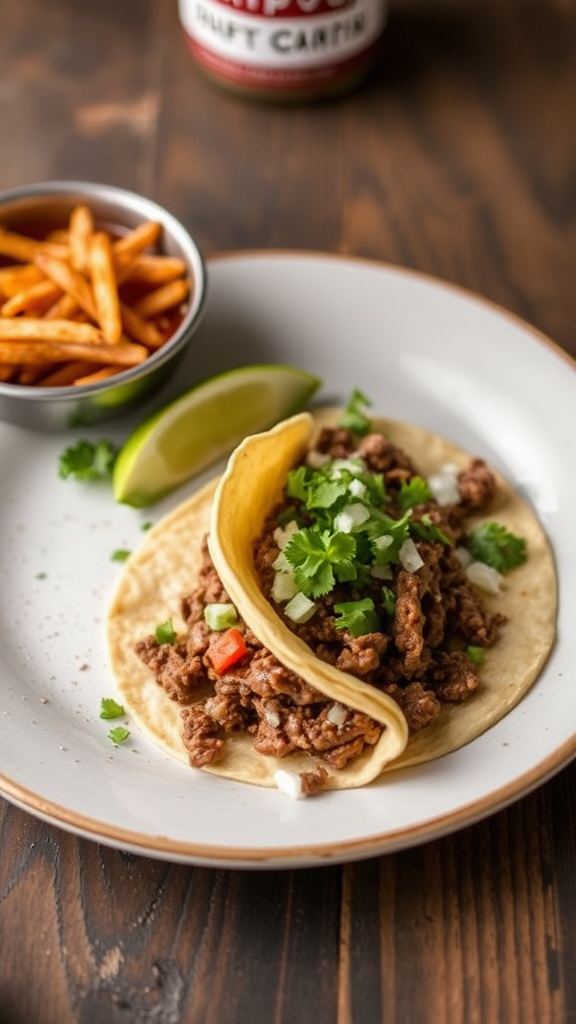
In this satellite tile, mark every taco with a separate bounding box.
[107,402,556,796]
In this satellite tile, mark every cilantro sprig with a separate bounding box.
[155,618,177,645]
[100,697,125,720]
[338,388,373,437]
[58,439,117,481]
[466,522,527,573]
[284,527,359,598]
[334,598,379,637]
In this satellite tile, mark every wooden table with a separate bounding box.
[1,0,575,1020]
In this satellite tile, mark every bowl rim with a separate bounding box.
[0,180,207,402]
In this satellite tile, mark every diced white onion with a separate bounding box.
[284,592,317,623]
[399,537,424,572]
[274,769,304,800]
[427,462,461,506]
[370,563,392,580]
[455,545,473,567]
[272,571,298,603]
[334,502,371,533]
[265,708,281,728]
[349,479,366,499]
[465,560,503,595]
[273,520,299,550]
[327,703,348,727]
[273,550,292,573]
[374,534,393,553]
[329,457,366,478]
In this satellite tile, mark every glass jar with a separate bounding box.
[178,0,387,101]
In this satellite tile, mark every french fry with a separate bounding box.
[34,252,98,321]
[88,231,122,344]
[0,362,15,382]
[0,339,148,367]
[120,301,164,348]
[0,317,104,345]
[69,205,94,272]
[37,360,101,386]
[132,278,190,320]
[43,292,80,320]
[18,363,53,385]
[0,264,45,297]
[0,226,69,262]
[113,221,161,261]
[120,254,187,287]
[1,279,62,317]
[72,365,123,386]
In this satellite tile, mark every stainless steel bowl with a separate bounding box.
[0,181,206,431]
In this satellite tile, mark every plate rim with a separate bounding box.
[0,249,573,868]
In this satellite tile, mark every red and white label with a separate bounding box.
[179,0,387,86]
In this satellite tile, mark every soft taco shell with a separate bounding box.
[208,409,557,772]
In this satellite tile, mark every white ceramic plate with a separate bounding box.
[1,252,574,869]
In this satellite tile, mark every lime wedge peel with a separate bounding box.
[112,364,321,508]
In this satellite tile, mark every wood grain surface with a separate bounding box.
[1,0,575,1021]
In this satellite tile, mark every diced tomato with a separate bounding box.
[208,627,248,674]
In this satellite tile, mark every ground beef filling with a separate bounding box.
[254,426,506,732]
[134,541,383,783]
[134,426,506,787]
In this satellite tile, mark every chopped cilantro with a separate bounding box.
[140,521,153,531]
[58,439,117,481]
[284,527,359,598]
[108,726,130,745]
[155,618,177,644]
[111,549,131,563]
[411,514,453,547]
[381,586,396,616]
[334,598,380,637]
[397,476,432,513]
[466,646,485,665]
[466,522,527,573]
[35,572,47,580]
[100,697,125,720]
[338,388,372,437]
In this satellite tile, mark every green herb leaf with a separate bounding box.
[108,726,130,745]
[338,388,373,437]
[111,549,131,563]
[284,527,358,599]
[155,618,177,645]
[100,697,125,720]
[58,439,117,481]
[466,522,527,573]
[411,514,453,547]
[381,586,396,616]
[466,645,485,665]
[397,476,432,513]
[334,597,380,637]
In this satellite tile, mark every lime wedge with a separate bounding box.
[112,364,321,507]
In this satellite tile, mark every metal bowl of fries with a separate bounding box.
[0,180,206,430]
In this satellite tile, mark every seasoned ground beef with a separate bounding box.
[254,427,506,728]
[134,424,508,794]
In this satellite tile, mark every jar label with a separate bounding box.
[179,0,387,84]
